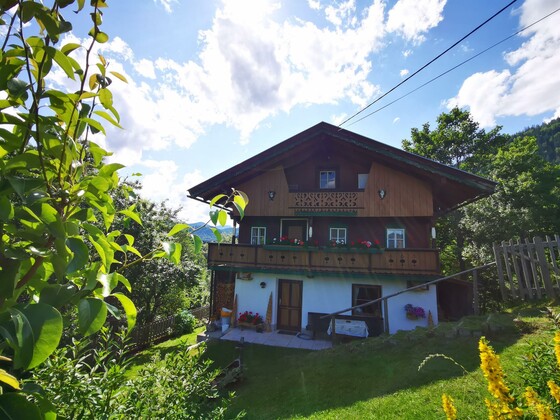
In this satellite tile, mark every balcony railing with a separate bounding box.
[288,191,364,211]
[207,243,440,276]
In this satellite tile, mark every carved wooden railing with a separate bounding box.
[207,243,440,275]
[288,191,364,210]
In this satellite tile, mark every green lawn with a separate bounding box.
[131,303,559,419]
[126,326,206,378]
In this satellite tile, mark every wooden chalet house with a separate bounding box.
[188,122,495,335]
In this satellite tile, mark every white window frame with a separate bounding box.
[329,227,347,245]
[320,170,336,189]
[251,227,266,245]
[386,228,405,249]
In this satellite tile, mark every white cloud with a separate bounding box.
[154,0,178,13]
[447,0,560,127]
[402,49,412,58]
[400,69,409,77]
[446,70,511,127]
[393,117,400,123]
[138,162,209,222]
[325,0,357,27]
[386,0,446,44]
[308,0,322,10]
[134,59,156,79]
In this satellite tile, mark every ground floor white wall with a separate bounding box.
[232,273,438,334]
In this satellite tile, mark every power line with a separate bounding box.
[338,0,518,128]
[346,6,560,127]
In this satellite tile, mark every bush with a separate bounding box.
[121,345,241,419]
[175,310,197,335]
[29,328,237,418]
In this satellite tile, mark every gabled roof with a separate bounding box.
[188,121,496,215]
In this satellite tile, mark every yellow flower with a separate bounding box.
[525,387,554,420]
[554,331,560,368]
[548,380,560,404]
[442,394,457,420]
[479,338,514,403]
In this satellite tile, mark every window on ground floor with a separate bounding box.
[352,284,382,317]
[251,226,266,245]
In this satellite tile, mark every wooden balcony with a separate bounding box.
[288,191,364,214]
[207,243,440,277]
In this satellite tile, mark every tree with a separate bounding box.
[0,2,246,416]
[462,136,560,263]
[402,107,507,274]
[112,186,210,323]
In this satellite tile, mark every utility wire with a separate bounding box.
[346,6,560,127]
[338,0,518,127]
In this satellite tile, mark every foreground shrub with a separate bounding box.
[121,345,242,419]
[29,328,236,419]
[175,310,198,335]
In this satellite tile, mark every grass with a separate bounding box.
[126,325,205,378]
[130,301,560,419]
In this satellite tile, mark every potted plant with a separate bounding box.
[237,311,265,330]
[404,304,426,320]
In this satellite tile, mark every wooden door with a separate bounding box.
[281,219,308,241]
[277,279,303,331]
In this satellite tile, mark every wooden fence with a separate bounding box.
[129,305,210,351]
[493,235,560,300]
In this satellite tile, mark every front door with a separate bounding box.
[277,279,302,331]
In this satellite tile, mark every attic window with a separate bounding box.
[320,170,336,189]
[357,173,368,189]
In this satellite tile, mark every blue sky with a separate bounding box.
[29,0,560,222]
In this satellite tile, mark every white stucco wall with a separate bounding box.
[234,273,438,334]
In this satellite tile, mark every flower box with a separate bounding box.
[238,322,265,332]
[263,245,317,251]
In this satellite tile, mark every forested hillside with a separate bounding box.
[516,117,560,163]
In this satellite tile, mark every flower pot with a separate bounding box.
[238,322,265,331]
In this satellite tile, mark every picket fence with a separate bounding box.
[493,235,560,300]
[129,305,209,351]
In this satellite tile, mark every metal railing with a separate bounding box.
[320,262,496,342]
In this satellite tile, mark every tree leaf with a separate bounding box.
[88,29,109,43]
[39,284,77,308]
[94,110,122,128]
[0,394,42,420]
[217,209,227,227]
[119,207,142,226]
[61,42,81,55]
[167,223,190,237]
[0,369,20,390]
[111,292,137,332]
[77,298,107,336]
[8,304,63,370]
[98,87,112,108]
[52,49,75,79]
[192,233,203,253]
[211,227,222,244]
[0,195,14,220]
[66,237,89,273]
[232,201,244,219]
[82,117,106,135]
[209,193,226,207]
[109,70,127,83]
[97,272,118,297]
